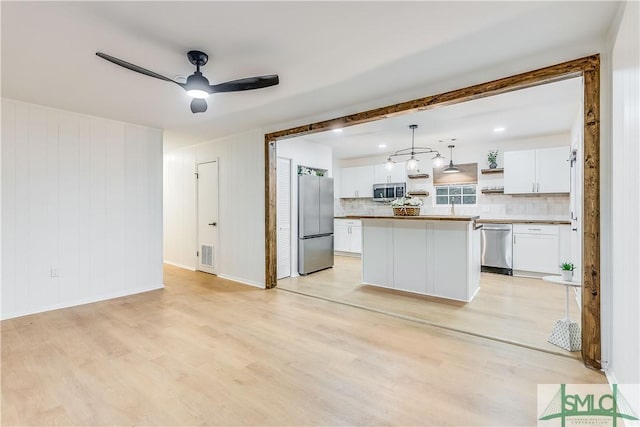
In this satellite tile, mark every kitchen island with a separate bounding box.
[345,215,481,302]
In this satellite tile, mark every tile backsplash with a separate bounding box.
[337,193,570,220]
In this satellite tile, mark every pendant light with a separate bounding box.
[385,125,444,171]
[443,145,460,173]
[406,124,419,171]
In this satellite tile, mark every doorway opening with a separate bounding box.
[265,55,601,369]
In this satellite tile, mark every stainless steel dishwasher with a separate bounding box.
[480,223,513,275]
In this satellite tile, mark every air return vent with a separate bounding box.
[201,244,213,267]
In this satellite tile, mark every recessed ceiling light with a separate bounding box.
[332,128,343,133]
[494,127,506,133]
[378,144,387,148]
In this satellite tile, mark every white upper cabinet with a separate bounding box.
[340,165,374,198]
[504,146,570,194]
[373,161,407,184]
[504,150,536,193]
[535,146,571,193]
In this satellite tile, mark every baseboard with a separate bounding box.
[217,274,265,289]
[1,284,165,320]
[513,270,549,279]
[163,260,196,271]
[334,251,361,258]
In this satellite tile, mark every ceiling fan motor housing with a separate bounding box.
[186,72,211,93]
[187,50,209,67]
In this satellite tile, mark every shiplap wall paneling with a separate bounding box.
[1,99,163,319]
[105,121,126,296]
[58,111,81,303]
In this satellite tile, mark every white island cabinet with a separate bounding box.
[358,216,481,302]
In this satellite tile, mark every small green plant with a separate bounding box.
[487,150,499,164]
[560,262,575,271]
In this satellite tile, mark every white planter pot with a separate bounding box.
[561,270,573,281]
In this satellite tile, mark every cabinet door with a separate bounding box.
[504,150,536,194]
[513,233,559,273]
[341,166,373,198]
[389,161,407,183]
[536,146,570,193]
[334,224,350,252]
[340,167,359,197]
[350,225,362,253]
[393,221,428,294]
[373,164,390,183]
[362,220,394,287]
[354,166,374,198]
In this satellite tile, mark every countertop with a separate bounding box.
[477,218,571,225]
[336,216,570,224]
[344,215,479,222]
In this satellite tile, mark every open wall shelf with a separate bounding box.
[481,168,504,174]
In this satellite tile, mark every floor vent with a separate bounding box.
[201,244,213,267]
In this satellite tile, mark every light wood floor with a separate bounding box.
[2,264,603,426]
[280,256,582,358]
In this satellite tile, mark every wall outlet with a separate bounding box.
[50,268,59,278]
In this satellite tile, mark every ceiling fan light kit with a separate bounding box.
[96,50,279,114]
[385,124,445,172]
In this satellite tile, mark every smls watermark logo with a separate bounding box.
[538,384,639,426]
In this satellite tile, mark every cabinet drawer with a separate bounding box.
[513,224,558,235]
[335,219,360,227]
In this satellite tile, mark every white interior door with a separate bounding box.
[277,157,291,279]
[197,161,218,275]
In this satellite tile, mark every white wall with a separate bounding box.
[163,129,265,288]
[1,99,163,320]
[609,0,639,410]
[276,138,333,277]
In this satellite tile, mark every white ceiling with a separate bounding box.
[1,2,619,150]
[297,77,583,159]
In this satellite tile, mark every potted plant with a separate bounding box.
[487,150,499,169]
[390,197,423,216]
[560,262,575,281]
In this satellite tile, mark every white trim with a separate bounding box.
[217,274,265,289]
[163,260,196,271]
[1,284,165,320]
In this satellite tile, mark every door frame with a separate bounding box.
[263,54,601,369]
[196,160,219,275]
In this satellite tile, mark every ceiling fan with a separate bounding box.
[96,50,279,113]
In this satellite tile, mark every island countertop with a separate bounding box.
[345,215,479,222]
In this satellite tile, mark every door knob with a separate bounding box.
[208,222,217,226]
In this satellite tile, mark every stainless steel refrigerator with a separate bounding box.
[298,175,334,275]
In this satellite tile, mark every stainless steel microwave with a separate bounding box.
[373,182,406,202]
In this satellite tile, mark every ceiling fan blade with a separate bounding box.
[210,75,279,93]
[190,98,208,114]
[96,52,184,87]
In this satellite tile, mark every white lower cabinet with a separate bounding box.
[512,224,560,274]
[361,219,480,302]
[393,221,431,294]
[334,219,362,254]
[361,220,394,287]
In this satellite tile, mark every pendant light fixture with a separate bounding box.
[385,125,444,171]
[443,144,460,173]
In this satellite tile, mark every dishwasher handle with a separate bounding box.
[481,224,513,231]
